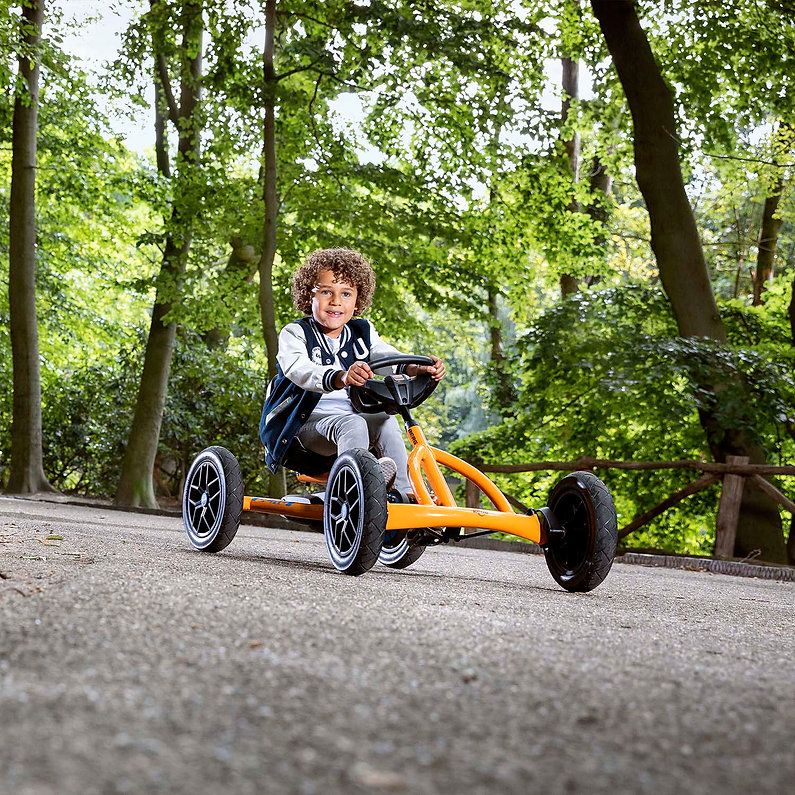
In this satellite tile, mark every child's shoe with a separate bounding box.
[377,457,397,490]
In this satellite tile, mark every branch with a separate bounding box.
[155,53,179,123]
[306,72,344,192]
[705,152,794,169]
[276,54,329,82]
[281,10,338,31]
[662,127,794,169]
[307,68,372,92]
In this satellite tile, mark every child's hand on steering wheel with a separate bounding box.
[407,356,445,381]
[340,361,373,387]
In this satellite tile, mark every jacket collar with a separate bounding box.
[308,318,351,356]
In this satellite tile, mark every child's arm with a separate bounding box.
[277,323,344,393]
[409,356,445,381]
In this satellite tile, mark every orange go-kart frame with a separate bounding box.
[243,424,546,546]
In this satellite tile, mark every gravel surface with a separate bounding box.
[1,496,794,794]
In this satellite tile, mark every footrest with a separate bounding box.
[285,493,325,504]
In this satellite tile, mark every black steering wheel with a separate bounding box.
[348,354,439,415]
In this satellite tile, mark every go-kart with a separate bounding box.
[182,355,618,592]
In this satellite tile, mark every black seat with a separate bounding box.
[282,438,336,477]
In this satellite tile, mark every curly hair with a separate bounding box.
[292,248,376,315]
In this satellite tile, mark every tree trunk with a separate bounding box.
[115,0,203,508]
[560,49,581,297]
[790,277,795,563]
[789,276,795,345]
[259,0,279,379]
[7,0,53,494]
[259,0,286,497]
[752,124,793,305]
[487,288,515,414]
[753,191,783,305]
[587,156,613,231]
[582,155,613,287]
[591,0,785,562]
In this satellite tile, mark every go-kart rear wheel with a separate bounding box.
[324,449,387,575]
[543,471,617,592]
[379,492,426,569]
[379,531,426,569]
[182,446,243,552]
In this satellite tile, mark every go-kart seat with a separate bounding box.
[282,437,336,478]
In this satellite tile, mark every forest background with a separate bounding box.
[2,0,794,563]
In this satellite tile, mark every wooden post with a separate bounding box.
[714,455,749,559]
[465,479,480,508]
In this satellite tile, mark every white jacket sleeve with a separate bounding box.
[276,323,341,393]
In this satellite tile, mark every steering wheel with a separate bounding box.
[348,354,439,415]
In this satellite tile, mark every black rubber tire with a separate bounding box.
[379,491,426,569]
[543,471,617,592]
[379,532,426,569]
[182,446,243,552]
[324,449,387,575]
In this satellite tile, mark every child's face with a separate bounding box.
[311,269,358,337]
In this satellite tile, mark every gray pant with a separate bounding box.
[297,410,411,493]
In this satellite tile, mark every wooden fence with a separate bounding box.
[462,456,795,559]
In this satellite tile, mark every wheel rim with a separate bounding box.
[326,463,364,563]
[184,455,226,545]
[379,531,409,563]
[548,485,594,577]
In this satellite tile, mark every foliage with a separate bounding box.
[26,331,269,499]
[450,285,795,554]
[1,0,794,556]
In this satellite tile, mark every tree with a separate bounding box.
[6,0,53,494]
[559,0,582,297]
[259,0,279,378]
[753,124,794,306]
[591,0,787,562]
[115,0,203,508]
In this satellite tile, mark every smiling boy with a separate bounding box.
[259,248,445,493]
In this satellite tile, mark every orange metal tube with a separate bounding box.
[406,425,456,507]
[429,448,513,513]
[407,445,435,505]
[244,496,323,522]
[386,503,543,543]
[242,421,534,543]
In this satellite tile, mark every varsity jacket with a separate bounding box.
[259,316,404,472]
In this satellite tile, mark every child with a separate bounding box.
[259,248,445,494]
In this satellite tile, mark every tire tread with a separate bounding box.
[324,449,387,576]
[183,446,243,553]
[544,471,617,592]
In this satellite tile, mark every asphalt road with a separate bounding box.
[1,496,794,794]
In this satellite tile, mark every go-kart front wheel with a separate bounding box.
[324,449,387,575]
[182,446,243,552]
[543,471,617,592]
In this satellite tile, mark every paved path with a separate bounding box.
[1,497,793,794]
